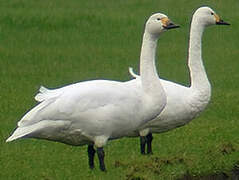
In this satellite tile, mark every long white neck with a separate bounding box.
[140,32,163,95]
[188,16,211,92]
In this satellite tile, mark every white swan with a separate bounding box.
[127,6,230,154]
[6,13,179,171]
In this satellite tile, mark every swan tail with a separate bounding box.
[35,86,51,102]
[35,93,47,102]
[39,86,49,93]
[128,67,140,79]
[35,86,61,102]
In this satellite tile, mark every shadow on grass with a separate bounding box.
[178,164,239,180]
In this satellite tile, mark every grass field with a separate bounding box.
[0,0,238,179]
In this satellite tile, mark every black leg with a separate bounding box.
[146,133,153,154]
[97,147,106,171]
[140,136,147,155]
[87,145,96,169]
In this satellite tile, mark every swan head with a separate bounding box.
[145,13,180,36]
[193,7,230,27]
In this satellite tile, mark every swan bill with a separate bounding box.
[216,19,230,25]
[163,22,180,30]
[214,14,230,25]
[163,24,180,30]
[161,17,180,30]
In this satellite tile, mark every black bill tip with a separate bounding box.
[216,19,230,25]
[164,23,180,30]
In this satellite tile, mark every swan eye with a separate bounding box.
[211,12,214,15]
[157,18,161,21]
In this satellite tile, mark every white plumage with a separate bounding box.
[128,7,230,154]
[6,13,179,170]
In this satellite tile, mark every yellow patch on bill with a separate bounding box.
[161,17,170,26]
[214,14,220,22]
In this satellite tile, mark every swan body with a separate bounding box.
[6,13,179,170]
[126,77,209,135]
[10,80,147,145]
[127,7,230,154]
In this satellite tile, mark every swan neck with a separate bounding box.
[140,32,161,92]
[188,17,210,91]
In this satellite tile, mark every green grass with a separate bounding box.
[0,0,238,179]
